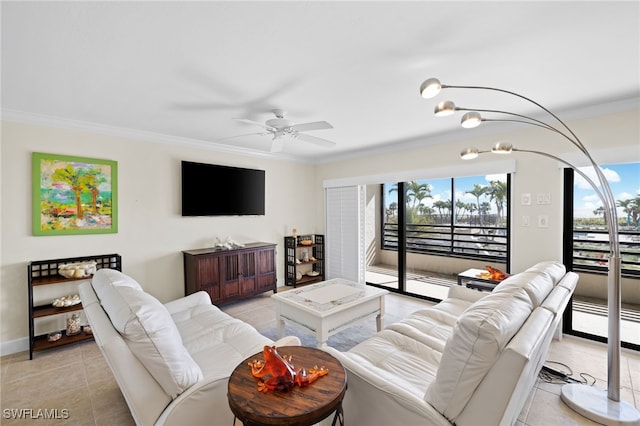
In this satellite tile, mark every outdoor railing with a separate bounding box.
[382,222,507,262]
[573,228,640,278]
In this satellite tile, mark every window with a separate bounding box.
[382,174,510,263]
[563,161,639,349]
[569,162,640,277]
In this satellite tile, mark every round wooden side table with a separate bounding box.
[227,346,347,426]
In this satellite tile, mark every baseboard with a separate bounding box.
[0,337,28,356]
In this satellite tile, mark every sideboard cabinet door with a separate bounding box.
[183,242,277,306]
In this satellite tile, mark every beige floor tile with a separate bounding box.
[524,387,602,426]
[3,344,83,384]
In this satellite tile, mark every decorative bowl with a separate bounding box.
[58,261,97,278]
[52,294,81,308]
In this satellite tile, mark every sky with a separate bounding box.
[574,162,640,219]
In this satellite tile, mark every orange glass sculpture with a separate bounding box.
[477,265,509,281]
[248,345,328,393]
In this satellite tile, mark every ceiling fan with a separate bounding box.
[219,109,336,153]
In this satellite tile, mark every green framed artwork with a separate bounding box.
[32,152,118,236]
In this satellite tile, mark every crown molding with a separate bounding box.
[2,94,638,166]
[0,109,314,164]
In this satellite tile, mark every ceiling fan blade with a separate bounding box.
[295,133,337,148]
[215,132,266,142]
[270,138,284,153]
[233,118,275,131]
[289,121,333,132]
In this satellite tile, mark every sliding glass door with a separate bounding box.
[369,174,510,301]
[563,162,640,350]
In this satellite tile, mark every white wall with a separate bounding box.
[0,121,320,352]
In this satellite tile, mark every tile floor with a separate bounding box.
[1,291,638,425]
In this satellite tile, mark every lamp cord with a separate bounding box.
[539,361,596,386]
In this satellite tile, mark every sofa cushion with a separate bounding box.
[91,270,203,398]
[425,290,532,422]
[525,261,566,285]
[492,261,564,307]
[492,271,552,307]
[92,268,143,294]
[346,329,443,398]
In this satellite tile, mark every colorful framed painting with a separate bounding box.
[32,152,118,236]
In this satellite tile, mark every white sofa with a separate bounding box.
[324,261,578,426]
[78,269,300,426]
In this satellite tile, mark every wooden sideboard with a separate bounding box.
[183,242,277,305]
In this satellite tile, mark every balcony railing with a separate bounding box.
[573,228,640,278]
[383,222,507,262]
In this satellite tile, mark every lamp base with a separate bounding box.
[561,384,640,426]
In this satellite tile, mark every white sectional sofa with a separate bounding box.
[324,261,577,426]
[78,269,299,426]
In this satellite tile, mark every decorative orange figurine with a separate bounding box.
[248,345,328,393]
[476,265,509,281]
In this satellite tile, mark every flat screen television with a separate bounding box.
[181,161,265,216]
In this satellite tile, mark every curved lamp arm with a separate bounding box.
[422,77,632,414]
[422,78,619,251]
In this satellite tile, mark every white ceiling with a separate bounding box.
[2,1,639,163]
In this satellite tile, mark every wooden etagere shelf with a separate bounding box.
[284,234,325,288]
[28,253,122,359]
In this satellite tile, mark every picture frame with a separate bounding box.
[32,152,118,236]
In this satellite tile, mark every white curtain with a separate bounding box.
[325,186,364,282]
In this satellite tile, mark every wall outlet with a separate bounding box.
[522,193,531,205]
[538,215,549,228]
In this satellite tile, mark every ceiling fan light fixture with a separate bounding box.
[227,110,337,152]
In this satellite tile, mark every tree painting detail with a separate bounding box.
[33,153,118,235]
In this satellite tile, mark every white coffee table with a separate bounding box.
[272,278,388,348]
[457,268,503,291]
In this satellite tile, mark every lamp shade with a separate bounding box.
[460,147,479,160]
[491,142,513,154]
[461,112,482,128]
[434,100,456,117]
[420,78,442,99]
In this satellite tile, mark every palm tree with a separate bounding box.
[52,164,87,219]
[433,199,451,223]
[617,195,640,227]
[389,181,432,222]
[466,184,489,225]
[488,180,507,224]
[455,199,469,222]
[479,201,492,222]
[406,181,432,212]
[386,202,399,223]
[593,206,607,226]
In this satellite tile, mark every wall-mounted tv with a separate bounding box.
[181,161,265,216]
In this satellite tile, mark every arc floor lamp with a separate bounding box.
[419,78,639,425]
